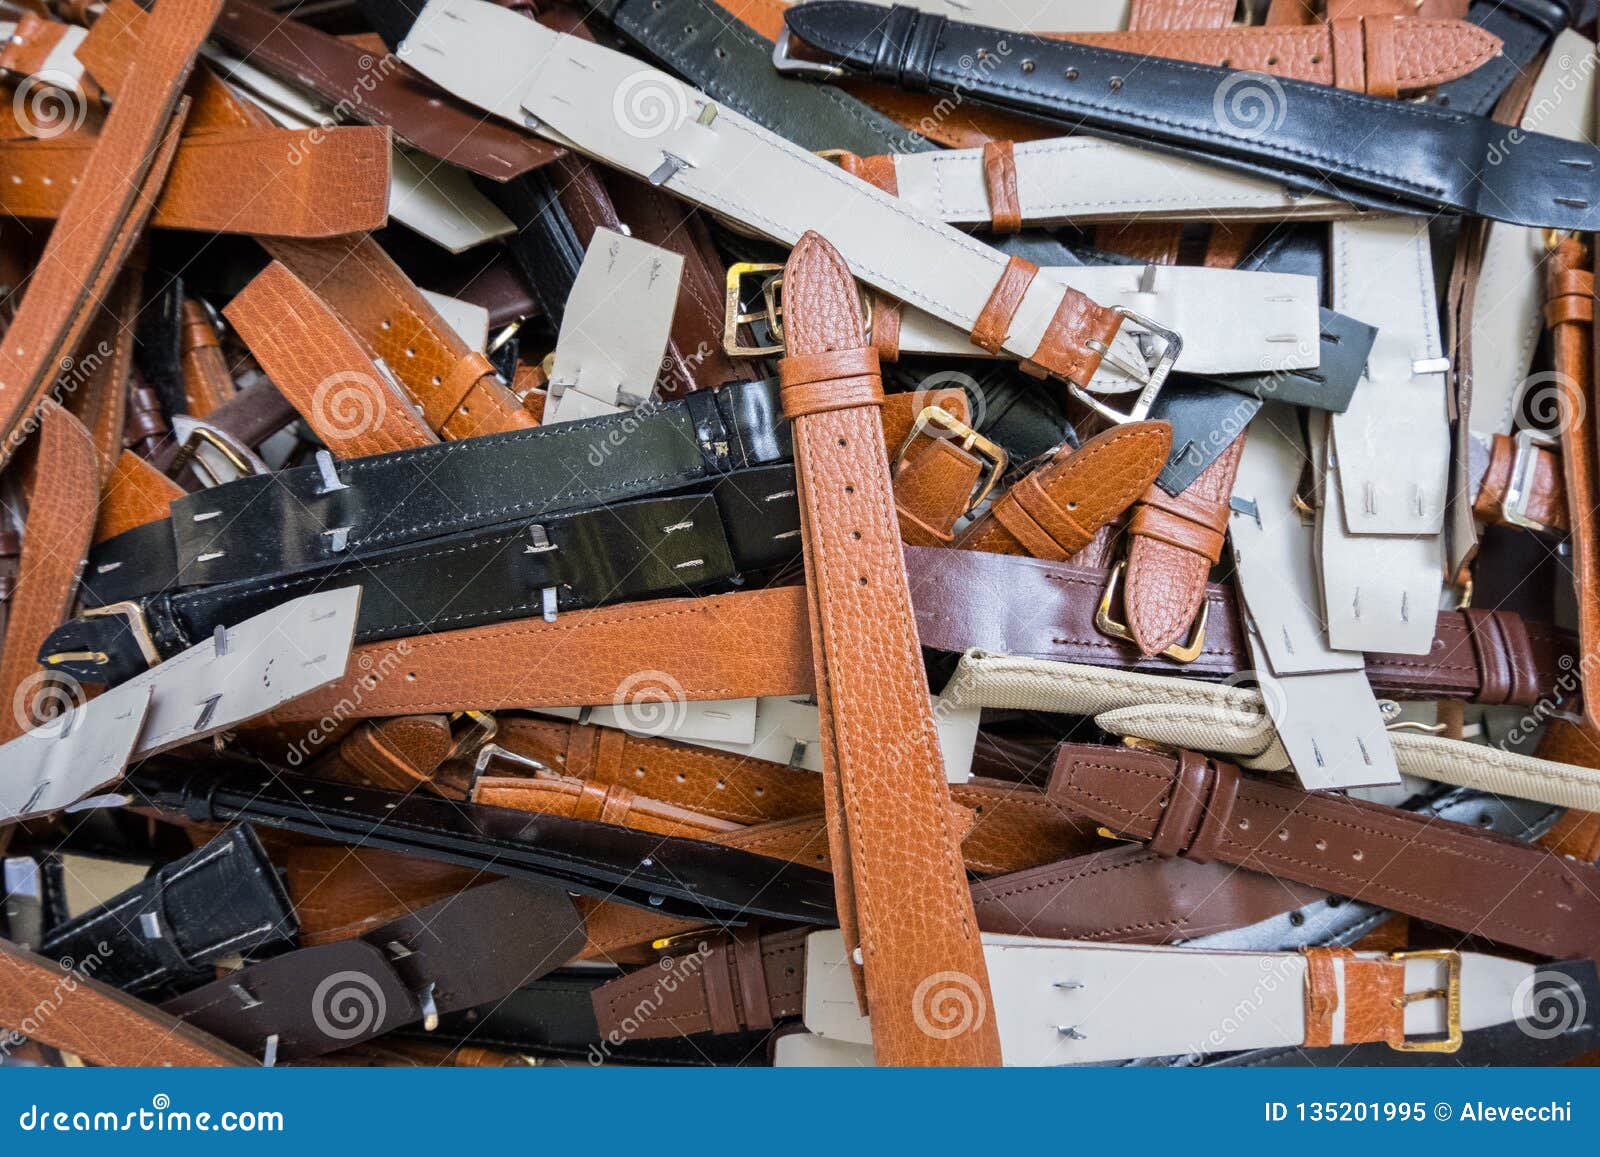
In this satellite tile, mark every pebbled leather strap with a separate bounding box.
[958,422,1169,559]
[0,0,218,471]
[1048,743,1600,960]
[781,2,1600,228]
[225,262,438,458]
[0,937,253,1066]
[777,232,999,1065]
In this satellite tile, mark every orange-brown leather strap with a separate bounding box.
[95,450,185,543]
[1547,237,1599,731]
[0,405,100,743]
[959,423,1172,560]
[836,150,898,195]
[1302,947,1406,1047]
[226,261,438,457]
[0,937,251,1065]
[1473,432,1569,530]
[980,140,1021,233]
[179,299,236,418]
[310,715,459,797]
[0,0,218,471]
[778,231,1000,1066]
[972,256,1038,354]
[473,774,744,838]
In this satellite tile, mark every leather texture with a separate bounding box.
[0,937,253,1066]
[782,3,1600,228]
[778,231,1000,1065]
[178,300,236,418]
[1473,432,1568,530]
[960,421,1170,559]
[1048,744,1600,961]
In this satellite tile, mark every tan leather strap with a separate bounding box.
[972,255,1038,354]
[226,262,438,458]
[959,422,1170,560]
[980,140,1021,233]
[0,406,100,743]
[312,715,459,796]
[895,438,984,546]
[778,231,999,1066]
[1301,947,1405,1047]
[95,450,185,543]
[473,774,744,837]
[0,0,218,471]
[0,937,252,1066]
[179,300,236,418]
[282,847,482,948]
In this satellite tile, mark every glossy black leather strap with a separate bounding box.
[82,379,793,603]
[39,827,295,997]
[1432,0,1585,116]
[127,762,838,927]
[782,3,1600,229]
[44,473,799,686]
[164,880,585,1062]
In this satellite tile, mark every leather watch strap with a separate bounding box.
[957,422,1170,559]
[225,262,438,458]
[1472,431,1568,531]
[0,937,253,1066]
[1047,743,1600,961]
[0,0,218,470]
[178,300,236,418]
[780,3,1600,228]
[39,826,296,996]
[777,232,999,1065]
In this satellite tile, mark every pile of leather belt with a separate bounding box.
[4,0,1600,1071]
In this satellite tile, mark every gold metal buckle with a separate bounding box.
[1094,559,1208,663]
[167,424,259,487]
[1502,428,1560,532]
[893,405,1009,513]
[443,710,498,762]
[722,262,873,357]
[45,601,161,671]
[1388,949,1463,1053]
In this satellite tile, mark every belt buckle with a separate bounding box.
[770,26,845,79]
[1094,559,1208,663]
[167,422,263,487]
[1068,306,1183,425]
[893,405,1009,513]
[1387,948,1463,1053]
[444,710,499,763]
[45,601,162,671]
[1502,427,1560,531]
[723,262,873,357]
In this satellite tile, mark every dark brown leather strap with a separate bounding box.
[1048,743,1600,961]
[907,545,1573,705]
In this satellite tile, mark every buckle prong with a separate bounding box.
[1068,307,1183,425]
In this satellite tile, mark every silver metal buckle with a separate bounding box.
[1502,428,1560,532]
[770,27,844,78]
[1067,307,1183,425]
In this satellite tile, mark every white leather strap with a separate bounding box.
[205,46,513,253]
[896,264,1319,378]
[544,228,682,424]
[799,930,1537,1065]
[532,692,981,782]
[888,138,1352,228]
[1322,216,1448,655]
[1228,406,1398,789]
[0,589,359,823]
[398,0,1164,390]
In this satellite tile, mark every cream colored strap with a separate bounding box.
[1,588,359,823]
[1228,405,1398,789]
[397,0,1163,390]
[888,138,1352,228]
[544,229,683,424]
[1322,216,1448,655]
[799,930,1536,1065]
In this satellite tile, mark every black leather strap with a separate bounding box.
[1202,960,1600,1067]
[781,3,1600,229]
[81,379,795,602]
[38,827,295,997]
[44,475,798,686]
[163,879,584,1062]
[1431,0,1585,116]
[127,762,839,927]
